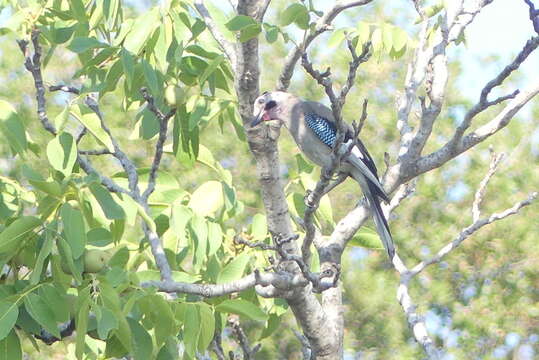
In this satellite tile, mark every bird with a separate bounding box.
[251,91,394,260]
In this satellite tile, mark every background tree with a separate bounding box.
[0,0,537,359]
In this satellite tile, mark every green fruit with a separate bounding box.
[165,85,186,106]
[83,249,110,273]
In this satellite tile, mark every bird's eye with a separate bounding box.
[257,98,265,104]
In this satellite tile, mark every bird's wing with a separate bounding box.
[302,101,389,202]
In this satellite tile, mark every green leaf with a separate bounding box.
[120,48,135,89]
[392,27,408,52]
[139,108,159,140]
[127,318,152,360]
[348,227,383,249]
[88,183,126,220]
[0,216,41,254]
[199,55,224,86]
[75,292,90,360]
[60,203,87,259]
[0,301,18,341]
[148,295,175,348]
[141,59,159,96]
[170,204,192,250]
[97,306,118,340]
[281,3,309,29]
[30,231,54,284]
[371,27,383,55]
[357,22,371,46]
[69,0,88,22]
[87,227,112,247]
[189,215,208,271]
[0,330,22,360]
[53,106,70,132]
[57,237,83,283]
[0,100,27,156]
[424,3,444,19]
[39,285,69,323]
[197,303,214,352]
[24,293,60,338]
[70,105,114,152]
[328,28,347,48]
[22,166,62,198]
[265,26,279,43]
[188,181,224,217]
[239,24,262,42]
[225,15,257,31]
[251,214,267,241]
[382,24,393,54]
[260,314,280,340]
[217,252,250,284]
[123,8,160,54]
[68,37,107,53]
[215,299,268,322]
[207,221,222,257]
[181,304,200,358]
[46,132,77,177]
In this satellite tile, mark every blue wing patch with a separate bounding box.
[305,113,337,147]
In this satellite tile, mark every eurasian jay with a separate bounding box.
[251,91,394,260]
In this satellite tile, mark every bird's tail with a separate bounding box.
[350,168,395,260]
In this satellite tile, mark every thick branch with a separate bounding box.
[141,269,307,297]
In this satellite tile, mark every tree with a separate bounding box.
[0,0,537,359]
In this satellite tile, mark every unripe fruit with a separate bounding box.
[165,85,186,106]
[83,249,111,273]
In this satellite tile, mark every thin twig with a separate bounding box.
[17,30,56,136]
[472,149,504,222]
[194,0,237,67]
[229,317,261,360]
[79,149,113,156]
[84,94,141,197]
[277,0,374,91]
[140,87,176,201]
[256,0,272,21]
[451,36,539,144]
[410,192,537,277]
[212,333,226,360]
[49,84,81,95]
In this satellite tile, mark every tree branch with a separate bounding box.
[141,269,308,297]
[229,317,261,360]
[277,0,374,91]
[140,88,176,201]
[450,36,539,145]
[17,30,56,136]
[194,0,237,67]
[524,0,539,34]
[410,192,537,277]
[471,149,504,222]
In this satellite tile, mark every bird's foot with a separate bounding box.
[304,190,318,209]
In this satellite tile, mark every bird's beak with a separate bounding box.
[251,108,265,127]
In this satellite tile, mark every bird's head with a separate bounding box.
[251,91,292,127]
